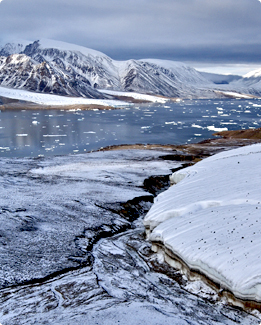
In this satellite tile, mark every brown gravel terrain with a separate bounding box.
[214,128,261,140]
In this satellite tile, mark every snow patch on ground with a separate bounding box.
[99,89,169,103]
[0,86,128,107]
[216,91,255,99]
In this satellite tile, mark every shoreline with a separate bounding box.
[0,102,118,111]
[96,136,261,158]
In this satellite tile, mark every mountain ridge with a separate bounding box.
[0,39,261,100]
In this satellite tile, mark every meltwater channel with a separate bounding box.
[0,98,260,157]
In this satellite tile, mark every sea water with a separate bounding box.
[0,98,260,157]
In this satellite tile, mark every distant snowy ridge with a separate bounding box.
[144,144,261,309]
[218,68,261,97]
[244,67,261,79]
[199,71,241,84]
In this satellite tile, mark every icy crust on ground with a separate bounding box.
[0,86,127,107]
[0,150,178,289]
[144,144,261,303]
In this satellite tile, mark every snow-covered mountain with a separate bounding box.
[0,40,108,99]
[219,68,261,97]
[0,41,29,56]
[0,39,217,99]
[118,59,215,98]
[239,68,261,90]
[0,39,260,100]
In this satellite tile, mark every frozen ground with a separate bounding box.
[144,143,261,310]
[0,149,259,324]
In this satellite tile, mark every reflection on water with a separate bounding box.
[0,98,260,157]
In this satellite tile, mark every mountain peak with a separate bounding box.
[0,41,29,56]
[36,39,109,58]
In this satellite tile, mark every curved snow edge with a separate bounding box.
[144,143,261,312]
[150,241,261,312]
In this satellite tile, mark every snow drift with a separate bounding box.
[144,144,261,308]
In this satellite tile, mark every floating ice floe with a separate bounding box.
[144,143,261,308]
[207,125,228,132]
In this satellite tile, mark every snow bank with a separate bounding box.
[216,91,254,99]
[99,89,169,103]
[144,144,261,305]
[0,86,127,107]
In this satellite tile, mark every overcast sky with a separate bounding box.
[0,0,261,74]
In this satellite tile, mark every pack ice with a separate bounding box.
[144,143,261,306]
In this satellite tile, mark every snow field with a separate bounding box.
[0,85,169,106]
[217,91,255,99]
[99,89,169,103]
[144,144,261,306]
[0,86,128,107]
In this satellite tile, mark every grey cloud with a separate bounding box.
[0,0,261,65]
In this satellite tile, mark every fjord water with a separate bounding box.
[0,98,260,157]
